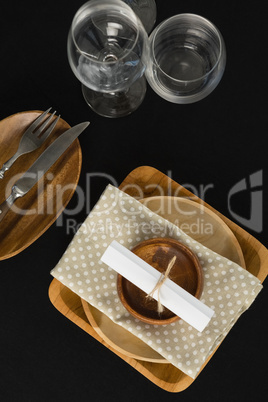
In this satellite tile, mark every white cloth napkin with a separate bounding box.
[51,185,262,378]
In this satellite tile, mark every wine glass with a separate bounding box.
[123,0,157,33]
[67,0,149,118]
[145,14,226,104]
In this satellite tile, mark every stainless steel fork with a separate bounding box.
[0,108,60,179]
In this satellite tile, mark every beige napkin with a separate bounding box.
[51,184,263,378]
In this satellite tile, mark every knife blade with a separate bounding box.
[0,121,89,222]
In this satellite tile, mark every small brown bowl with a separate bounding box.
[117,237,204,325]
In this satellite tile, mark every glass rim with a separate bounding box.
[150,13,226,85]
[70,0,141,65]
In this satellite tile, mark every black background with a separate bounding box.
[0,1,267,401]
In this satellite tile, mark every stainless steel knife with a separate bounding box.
[0,121,89,222]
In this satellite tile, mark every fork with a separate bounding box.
[0,108,60,179]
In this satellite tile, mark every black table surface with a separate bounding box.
[0,1,267,401]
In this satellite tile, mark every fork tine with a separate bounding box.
[38,114,61,141]
[34,110,56,136]
[27,107,52,132]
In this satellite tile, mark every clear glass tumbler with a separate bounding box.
[145,14,226,104]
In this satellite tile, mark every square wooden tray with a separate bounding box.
[48,166,268,392]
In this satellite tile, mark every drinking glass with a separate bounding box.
[145,14,226,104]
[123,0,157,33]
[67,0,149,118]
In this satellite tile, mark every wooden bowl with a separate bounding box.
[117,237,204,325]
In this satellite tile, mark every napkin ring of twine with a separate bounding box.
[146,256,176,315]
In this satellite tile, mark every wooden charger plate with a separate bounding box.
[0,110,82,260]
[49,166,268,392]
[80,196,245,363]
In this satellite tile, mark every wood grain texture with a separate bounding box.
[48,166,268,392]
[0,111,82,260]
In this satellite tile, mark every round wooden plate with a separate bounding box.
[0,110,82,260]
[81,196,246,363]
[81,298,167,362]
[140,196,246,268]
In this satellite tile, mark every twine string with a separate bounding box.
[146,256,177,315]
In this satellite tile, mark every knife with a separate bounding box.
[0,121,89,222]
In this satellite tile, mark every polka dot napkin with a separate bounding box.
[51,185,262,378]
